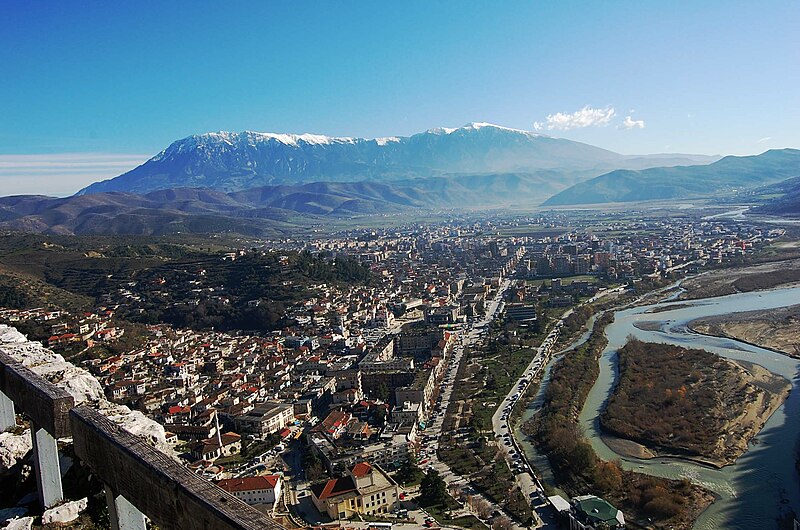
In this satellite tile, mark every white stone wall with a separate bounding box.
[0,324,173,465]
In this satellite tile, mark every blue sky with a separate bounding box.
[1,1,798,195]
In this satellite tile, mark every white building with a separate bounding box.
[217,475,283,513]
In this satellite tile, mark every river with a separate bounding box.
[519,286,800,529]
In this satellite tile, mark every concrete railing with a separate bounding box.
[0,351,288,530]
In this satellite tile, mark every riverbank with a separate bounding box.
[677,257,800,300]
[576,285,800,529]
[600,339,791,467]
[688,304,800,358]
[522,314,714,529]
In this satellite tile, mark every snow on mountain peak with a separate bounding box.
[151,122,546,161]
[426,126,457,135]
[426,122,538,136]
[153,130,362,160]
[374,136,401,146]
[462,122,539,134]
[238,130,356,147]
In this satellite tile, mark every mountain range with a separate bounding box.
[77,123,716,197]
[2,123,799,236]
[0,183,442,236]
[0,173,616,236]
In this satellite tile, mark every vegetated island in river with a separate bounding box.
[600,338,791,467]
[523,313,714,530]
[688,304,800,358]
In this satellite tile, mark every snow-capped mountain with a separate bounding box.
[78,123,706,196]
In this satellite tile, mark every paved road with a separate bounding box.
[422,280,543,529]
[490,312,562,528]
[489,285,628,526]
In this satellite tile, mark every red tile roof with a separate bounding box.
[217,475,280,493]
[350,462,372,477]
[311,476,357,500]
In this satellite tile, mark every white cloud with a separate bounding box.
[757,136,772,144]
[0,153,148,197]
[619,116,645,130]
[534,106,616,131]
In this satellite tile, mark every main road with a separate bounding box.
[490,285,627,522]
[422,279,536,527]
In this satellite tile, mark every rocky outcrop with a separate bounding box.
[41,498,87,525]
[2,516,33,530]
[0,326,103,404]
[0,430,31,471]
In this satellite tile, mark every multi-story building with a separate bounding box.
[550,494,625,530]
[234,402,295,436]
[310,462,400,519]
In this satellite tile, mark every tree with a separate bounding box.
[420,469,447,506]
[376,382,391,403]
[474,498,493,519]
[492,516,513,530]
[396,460,423,485]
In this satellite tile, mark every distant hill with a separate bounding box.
[5,173,626,236]
[0,181,453,236]
[542,149,800,206]
[76,123,716,196]
[750,176,800,216]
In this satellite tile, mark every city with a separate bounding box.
[1,3,799,530]
[2,208,794,530]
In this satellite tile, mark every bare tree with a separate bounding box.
[492,516,513,530]
[475,498,493,520]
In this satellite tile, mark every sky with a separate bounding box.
[1,1,798,196]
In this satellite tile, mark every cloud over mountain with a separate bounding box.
[534,106,616,131]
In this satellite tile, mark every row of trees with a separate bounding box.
[526,313,702,522]
[560,304,595,337]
